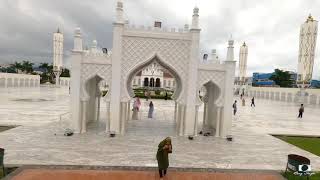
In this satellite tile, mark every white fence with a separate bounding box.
[0,72,40,88]
[247,87,320,105]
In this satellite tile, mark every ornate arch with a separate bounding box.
[123,53,184,102]
[197,70,225,107]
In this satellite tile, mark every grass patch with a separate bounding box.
[282,171,320,180]
[1,167,18,178]
[274,135,320,157]
[0,126,15,133]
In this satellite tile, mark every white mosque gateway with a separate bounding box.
[70,1,236,137]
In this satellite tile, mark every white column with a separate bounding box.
[127,101,131,121]
[215,106,221,137]
[106,102,110,133]
[81,100,87,133]
[193,105,199,135]
[110,20,124,134]
[120,102,126,135]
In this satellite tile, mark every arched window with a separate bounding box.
[144,78,149,87]
[156,78,161,87]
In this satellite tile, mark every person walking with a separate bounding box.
[232,100,237,115]
[242,98,245,106]
[156,137,172,179]
[131,97,140,120]
[148,101,154,118]
[251,97,255,107]
[298,104,304,118]
[164,91,168,100]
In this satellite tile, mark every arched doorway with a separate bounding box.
[156,78,161,87]
[199,81,222,137]
[143,78,149,87]
[124,55,183,136]
[81,75,109,133]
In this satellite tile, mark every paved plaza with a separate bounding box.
[0,87,320,171]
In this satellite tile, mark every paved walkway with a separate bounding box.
[0,87,320,171]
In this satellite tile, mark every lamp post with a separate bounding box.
[53,65,62,87]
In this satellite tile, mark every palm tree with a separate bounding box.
[21,61,34,74]
[10,62,22,73]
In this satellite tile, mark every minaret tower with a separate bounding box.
[297,14,318,87]
[53,28,64,86]
[239,42,248,85]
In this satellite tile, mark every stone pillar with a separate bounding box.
[120,102,127,135]
[193,105,199,135]
[178,104,185,136]
[127,101,131,121]
[174,102,177,123]
[70,27,83,133]
[183,7,201,136]
[215,106,221,137]
[105,101,110,133]
[96,96,101,121]
[80,100,87,133]
[109,1,125,134]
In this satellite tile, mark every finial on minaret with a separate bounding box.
[116,0,124,23]
[243,41,246,46]
[191,6,200,29]
[306,13,315,22]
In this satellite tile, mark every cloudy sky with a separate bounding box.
[0,0,319,79]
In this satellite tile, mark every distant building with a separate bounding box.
[131,62,176,90]
[310,80,320,88]
[297,14,318,85]
[252,72,275,86]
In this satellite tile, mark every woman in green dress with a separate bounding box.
[156,137,172,179]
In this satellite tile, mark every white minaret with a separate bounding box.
[297,14,318,86]
[239,42,248,85]
[53,28,64,86]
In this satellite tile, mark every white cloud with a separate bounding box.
[0,0,319,79]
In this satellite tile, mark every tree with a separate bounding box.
[39,63,54,83]
[10,62,22,73]
[60,68,70,77]
[21,60,34,74]
[269,69,294,87]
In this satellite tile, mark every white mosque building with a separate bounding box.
[131,63,176,90]
[69,1,236,137]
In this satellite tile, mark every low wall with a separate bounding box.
[247,87,320,105]
[60,77,70,87]
[0,73,40,88]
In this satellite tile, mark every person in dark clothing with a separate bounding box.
[156,137,172,179]
[298,104,304,118]
[251,97,255,107]
[232,100,237,115]
[164,92,168,100]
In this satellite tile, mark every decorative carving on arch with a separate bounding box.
[123,53,184,102]
[80,64,112,101]
[197,70,225,106]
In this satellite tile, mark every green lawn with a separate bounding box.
[274,136,320,157]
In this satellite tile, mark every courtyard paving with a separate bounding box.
[0,87,320,171]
